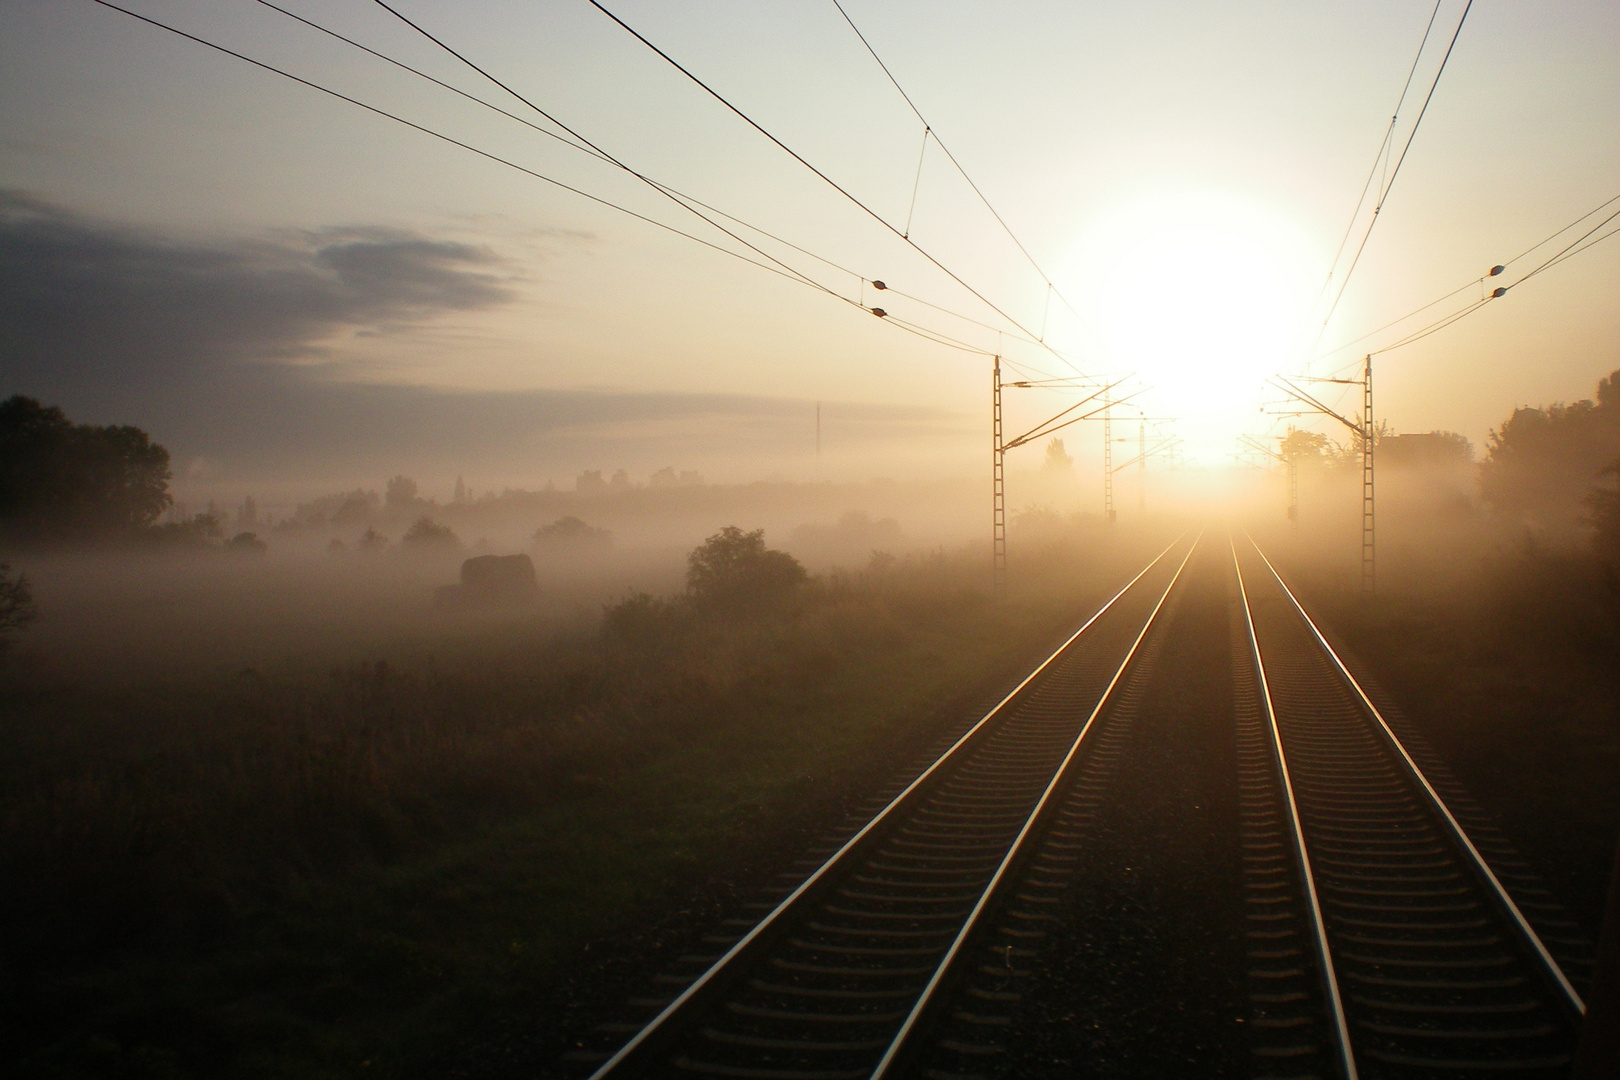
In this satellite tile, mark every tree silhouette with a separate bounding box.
[0,563,35,653]
[385,475,420,510]
[1589,459,1620,566]
[1480,369,1620,533]
[0,396,171,543]
[686,526,806,610]
[401,516,460,551]
[533,516,612,550]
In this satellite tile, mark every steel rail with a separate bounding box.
[1245,535,1585,1018]
[866,529,1203,1080]
[586,534,1189,1079]
[1230,534,1359,1080]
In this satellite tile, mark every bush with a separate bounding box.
[226,531,268,555]
[0,563,35,651]
[686,526,806,611]
[401,516,460,551]
[139,513,223,547]
[534,515,612,551]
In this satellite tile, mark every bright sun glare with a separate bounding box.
[1064,193,1321,461]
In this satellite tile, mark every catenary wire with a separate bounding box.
[256,0,1049,354]
[829,0,1096,340]
[1308,0,1443,340]
[581,0,1083,374]
[84,0,1013,361]
[362,0,1087,365]
[1318,190,1620,366]
[1315,0,1474,348]
[358,0,860,306]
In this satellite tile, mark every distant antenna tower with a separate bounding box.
[816,401,822,460]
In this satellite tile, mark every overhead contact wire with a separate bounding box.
[829,0,1097,338]
[360,0,1078,359]
[364,0,843,302]
[85,0,1000,360]
[1327,190,1620,362]
[583,0,1083,373]
[1316,0,1473,345]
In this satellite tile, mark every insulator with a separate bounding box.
[1491,287,1507,298]
[1489,265,1505,276]
[871,280,887,290]
[871,307,888,317]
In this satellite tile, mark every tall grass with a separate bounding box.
[0,538,1130,1077]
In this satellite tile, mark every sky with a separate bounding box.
[1,0,1616,503]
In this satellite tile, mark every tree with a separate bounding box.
[0,396,172,543]
[686,526,806,610]
[1279,427,1331,465]
[0,563,36,653]
[1480,369,1620,534]
[401,516,459,551]
[385,475,420,510]
[533,516,612,550]
[1589,459,1620,566]
[1043,438,1073,471]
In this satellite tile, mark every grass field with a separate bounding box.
[1,531,1159,1079]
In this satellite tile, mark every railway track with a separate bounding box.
[1232,534,1586,1078]
[552,530,1596,1080]
[578,534,1200,1079]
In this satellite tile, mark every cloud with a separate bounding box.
[0,190,517,388]
[0,194,972,486]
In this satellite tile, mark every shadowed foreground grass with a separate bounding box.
[1,538,1144,1079]
[1297,542,1620,932]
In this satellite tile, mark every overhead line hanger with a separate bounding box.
[827,0,1095,341]
[580,0,1084,374]
[85,0,1003,360]
[358,0,1088,364]
[1309,0,1474,358]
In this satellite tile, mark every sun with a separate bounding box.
[1061,193,1321,460]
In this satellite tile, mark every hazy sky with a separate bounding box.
[2,0,1616,499]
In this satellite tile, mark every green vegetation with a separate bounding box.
[0,396,172,545]
[1,528,1133,1079]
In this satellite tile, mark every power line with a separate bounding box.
[1315,0,1474,349]
[828,0,1094,341]
[361,0,843,305]
[1320,190,1620,363]
[254,2,907,323]
[1372,213,1620,356]
[84,0,1008,361]
[1511,204,1620,286]
[581,0,1082,373]
[1312,0,1444,330]
[357,0,1086,363]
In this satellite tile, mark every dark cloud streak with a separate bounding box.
[0,194,968,484]
[0,190,515,389]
